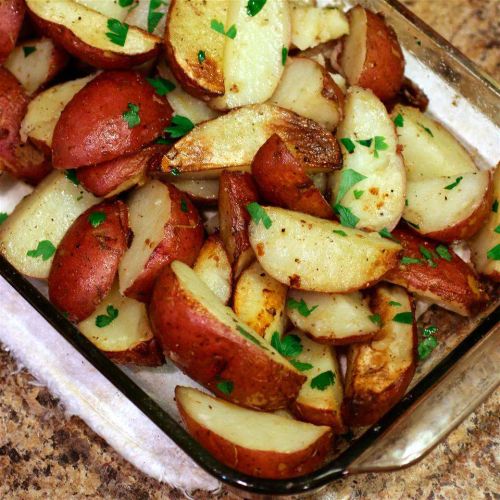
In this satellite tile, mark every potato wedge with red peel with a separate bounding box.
[26,0,160,69]
[404,170,493,242]
[78,282,164,366]
[162,104,342,178]
[76,144,168,198]
[125,0,169,36]
[233,261,288,342]
[470,166,500,281]
[286,331,345,433]
[164,0,227,99]
[249,206,401,293]
[385,226,488,316]
[4,38,69,95]
[286,289,379,345]
[209,0,290,110]
[119,180,203,302]
[0,0,25,64]
[150,261,306,410]
[171,179,219,205]
[52,71,173,169]
[218,171,258,278]
[252,134,333,219]
[331,86,406,232]
[175,386,332,478]
[193,235,232,305]
[341,5,404,101]
[342,285,417,427]
[270,57,343,131]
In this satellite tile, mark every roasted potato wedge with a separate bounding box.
[233,261,288,342]
[331,86,406,232]
[0,171,101,278]
[0,0,25,63]
[176,386,332,478]
[385,226,488,316]
[162,104,342,178]
[150,261,306,410]
[125,0,169,37]
[52,71,173,169]
[249,206,401,293]
[193,234,232,305]
[171,179,219,205]
[340,5,404,101]
[252,134,334,219]
[48,200,129,322]
[342,284,417,427]
[286,289,379,345]
[119,180,204,302]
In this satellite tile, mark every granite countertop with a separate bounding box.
[1,1,499,498]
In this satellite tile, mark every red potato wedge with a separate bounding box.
[52,71,173,169]
[78,282,163,366]
[48,200,129,322]
[125,0,169,37]
[0,171,101,278]
[193,235,232,305]
[26,0,160,69]
[150,261,306,410]
[162,104,342,179]
[252,134,334,219]
[176,386,332,479]
[249,206,401,293]
[119,180,204,302]
[0,0,25,63]
[342,284,417,427]
[286,289,379,345]
[340,5,404,101]
[218,171,258,278]
[76,144,168,198]
[164,0,227,99]
[171,179,219,205]
[385,226,488,316]
[288,331,345,433]
[233,261,288,342]
[4,38,69,95]
[331,86,406,232]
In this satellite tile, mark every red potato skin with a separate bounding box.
[105,337,164,367]
[291,402,346,434]
[48,200,129,323]
[52,71,173,169]
[252,134,334,219]
[176,390,332,478]
[385,226,488,316]
[150,268,306,410]
[123,184,204,302]
[0,0,25,63]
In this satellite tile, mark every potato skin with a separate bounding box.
[0,0,25,63]
[48,200,129,322]
[252,134,334,219]
[291,402,345,434]
[105,337,164,367]
[52,71,173,169]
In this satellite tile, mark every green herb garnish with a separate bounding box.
[418,326,438,360]
[340,138,355,154]
[246,202,272,229]
[417,122,434,137]
[388,301,402,306]
[310,370,335,390]
[369,313,382,326]
[492,199,498,213]
[444,176,463,190]
[393,113,404,127]
[379,227,399,242]
[271,332,302,358]
[88,211,106,228]
[198,50,206,63]
[165,115,195,138]
[216,379,234,395]
[332,229,347,236]
[147,76,175,96]
[26,240,56,261]
[393,311,413,324]
[435,244,452,261]
[211,19,237,39]
[148,0,168,33]
[119,0,134,6]
[356,138,372,148]
[95,305,119,328]
[407,221,420,229]
[401,256,421,265]
[419,245,437,267]
[287,298,318,317]
[335,169,367,204]
[0,212,8,225]
[65,169,80,186]
[487,244,500,260]
[281,46,288,66]
[494,225,500,234]
[246,0,266,16]
[122,103,140,128]
[373,136,388,158]
[236,325,262,346]
[289,359,314,372]
[106,18,129,46]
[23,46,36,57]
[169,167,180,176]
[334,204,359,228]
[353,190,364,199]
[180,198,188,213]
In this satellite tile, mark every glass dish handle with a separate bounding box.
[347,322,499,474]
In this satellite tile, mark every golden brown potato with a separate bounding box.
[150,261,306,410]
[48,200,129,322]
[0,0,25,63]
[176,386,332,479]
[252,134,334,219]
[340,5,404,101]
[342,284,417,427]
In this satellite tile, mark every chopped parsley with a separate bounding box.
[310,370,335,390]
[388,301,402,306]
[246,0,266,16]
[271,332,302,358]
[165,115,195,139]
[236,325,262,346]
[180,198,188,213]
[147,76,175,96]
[23,46,36,57]
[169,167,180,176]
[281,46,288,66]
[95,305,119,327]
[392,311,413,324]
[369,313,382,326]
[246,202,272,229]
[216,379,234,395]
[106,18,129,46]
[405,199,409,206]
[379,227,399,242]
[418,325,438,360]
[0,212,8,225]
[353,190,364,199]
[373,136,388,158]
[88,211,106,228]
[289,359,314,372]
[210,19,237,39]
[65,169,80,186]
[444,176,463,190]
[335,168,367,204]
[417,122,434,137]
[119,0,134,6]
[401,256,421,265]
[487,244,500,260]
[332,229,347,236]
[495,225,500,234]
[148,0,168,33]
[393,113,404,127]
[340,137,355,154]
[26,240,56,261]
[435,244,452,261]
[407,221,420,229]
[122,103,141,128]
[287,297,318,317]
[356,138,372,148]
[334,204,359,228]
[419,245,437,268]
[198,50,206,63]
[493,199,498,213]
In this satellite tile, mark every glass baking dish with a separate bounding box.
[0,0,498,496]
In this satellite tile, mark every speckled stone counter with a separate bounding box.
[1,1,499,498]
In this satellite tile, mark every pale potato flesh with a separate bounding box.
[27,0,159,55]
[391,105,478,181]
[125,0,169,36]
[0,171,101,278]
[118,180,171,294]
[249,207,401,293]
[404,171,491,234]
[270,57,341,131]
[287,289,379,342]
[78,282,154,352]
[74,0,129,20]
[210,0,290,110]
[171,179,219,203]
[332,86,406,231]
[176,386,330,453]
[340,5,366,85]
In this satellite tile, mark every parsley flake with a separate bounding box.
[401,256,421,265]
[65,169,80,186]
[169,167,180,176]
[147,76,175,96]
[246,0,266,16]
[216,379,234,395]
[417,122,434,137]
[180,198,188,213]
[271,332,302,358]
[393,311,413,324]
[334,204,359,228]
[495,225,500,234]
[106,18,129,46]
[165,115,195,139]
[246,202,272,229]
[0,212,8,225]
[281,46,288,66]
[419,245,437,267]
[289,359,313,372]
[332,229,347,236]
[88,211,106,228]
[356,138,372,148]
[95,305,119,327]
[379,227,399,242]
[435,244,452,261]
[444,176,463,190]
[123,103,141,128]
[198,50,206,63]
[418,336,438,360]
[148,0,168,33]
[492,199,498,213]
[373,136,388,158]
[353,190,364,199]
[236,325,262,346]
[210,19,237,39]
[340,137,355,154]
[335,169,367,204]
[388,301,402,306]
[393,113,404,127]
[287,298,318,317]
[23,46,36,57]
[407,221,420,229]
[27,240,56,261]
[119,0,134,6]
[487,244,500,260]
[310,370,335,390]
[369,313,382,326]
